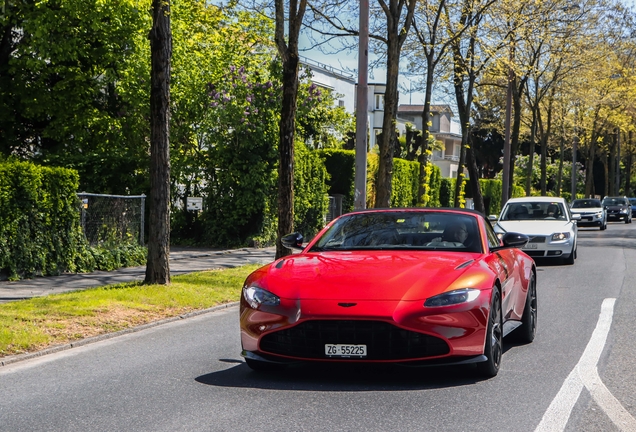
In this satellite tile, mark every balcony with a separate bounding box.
[432,154,460,162]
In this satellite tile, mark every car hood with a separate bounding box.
[253,251,483,302]
[571,207,603,213]
[496,220,573,235]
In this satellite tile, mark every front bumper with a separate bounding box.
[607,211,629,221]
[521,235,574,259]
[574,212,604,226]
[239,290,493,364]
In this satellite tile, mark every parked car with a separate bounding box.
[240,208,536,378]
[601,196,633,223]
[570,198,607,230]
[493,196,579,264]
[628,198,636,215]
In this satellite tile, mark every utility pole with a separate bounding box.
[571,135,578,200]
[354,0,369,210]
[616,130,620,194]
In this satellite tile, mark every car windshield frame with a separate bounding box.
[309,211,483,253]
[571,199,602,209]
[500,201,568,221]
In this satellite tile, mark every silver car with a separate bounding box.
[570,198,607,230]
[493,196,580,265]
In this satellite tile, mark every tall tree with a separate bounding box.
[306,0,416,208]
[274,0,307,259]
[145,0,172,285]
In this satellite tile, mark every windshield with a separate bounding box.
[630,199,636,206]
[500,202,567,221]
[602,198,627,206]
[571,199,601,209]
[310,211,482,253]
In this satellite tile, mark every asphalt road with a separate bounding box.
[1,223,636,431]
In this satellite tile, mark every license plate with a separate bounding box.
[524,243,538,249]
[325,344,367,357]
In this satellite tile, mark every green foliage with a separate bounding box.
[318,149,356,212]
[421,161,442,207]
[1,0,152,194]
[391,158,420,207]
[0,160,86,279]
[440,178,456,207]
[0,160,147,280]
[293,142,330,240]
[319,150,424,210]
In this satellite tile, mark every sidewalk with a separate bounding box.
[0,246,277,303]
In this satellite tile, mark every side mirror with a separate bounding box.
[281,232,304,250]
[500,232,529,248]
[488,215,498,221]
[491,232,528,251]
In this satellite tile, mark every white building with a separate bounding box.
[398,104,464,178]
[302,57,461,178]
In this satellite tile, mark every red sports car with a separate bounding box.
[240,208,536,377]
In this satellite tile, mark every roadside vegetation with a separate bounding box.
[0,264,260,359]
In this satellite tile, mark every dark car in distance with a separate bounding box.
[602,196,633,224]
[629,198,636,215]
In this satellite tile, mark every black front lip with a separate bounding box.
[241,350,487,367]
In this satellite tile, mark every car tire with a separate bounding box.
[515,273,537,344]
[563,251,575,265]
[600,221,606,230]
[476,288,502,378]
[625,216,630,224]
[245,357,287,372]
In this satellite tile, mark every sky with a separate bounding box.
[298,30,431,106]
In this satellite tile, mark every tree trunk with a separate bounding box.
[525,112,536,196]
[417,60,436,204]
[145,0,172,285]
[507,79,524,197]
[276,56,299,258]
[556,134,564,196]
[375,37,401,208]
[584,136,596,197]
[625,131,633,196]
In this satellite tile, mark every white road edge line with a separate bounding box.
[535,298,636,432]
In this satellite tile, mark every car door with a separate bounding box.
[484,220,522,321]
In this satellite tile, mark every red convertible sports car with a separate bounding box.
[240,208,536,377]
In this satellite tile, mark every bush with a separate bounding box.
[320,149,424,210]
[0,160,86,279]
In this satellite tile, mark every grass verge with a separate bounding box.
[0,264,260,359]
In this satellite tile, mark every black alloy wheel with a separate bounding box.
[476,288,503,378]
[515,274,537,344]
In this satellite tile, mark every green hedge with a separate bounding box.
[0,160,86,279]
[0,160,147,280]
[319,149,423,210]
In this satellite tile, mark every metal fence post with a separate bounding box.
[140,194,146,246]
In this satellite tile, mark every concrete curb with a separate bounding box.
[0,301,240,367]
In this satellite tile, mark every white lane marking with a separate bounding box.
[535,298,636,432]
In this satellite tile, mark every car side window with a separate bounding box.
[485,221,500,249]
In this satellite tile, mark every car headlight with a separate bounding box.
[596,212,603,218]
[551,232,571,241]
[243,285,280,309]
[620,208,628,213]
[424,289,481,308]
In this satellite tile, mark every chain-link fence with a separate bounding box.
[78,193,146,246]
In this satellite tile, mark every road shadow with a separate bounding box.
[196,344,520,391]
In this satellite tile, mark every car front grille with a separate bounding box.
[259,320,450,360]
[528,236,546,243]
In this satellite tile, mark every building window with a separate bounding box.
[375,94,384,110]
[454,143,461,156]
